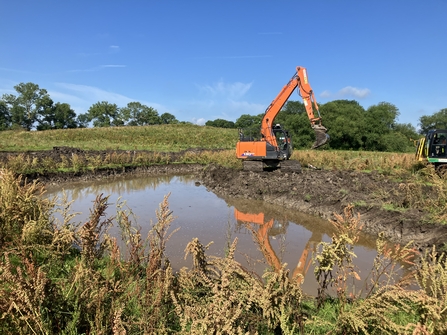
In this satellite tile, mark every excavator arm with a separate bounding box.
[261,66,329,149]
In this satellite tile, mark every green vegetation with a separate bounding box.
[0,124,238,151]
[0,124,419,181]
[1,124,447,332]
[3,124,447,224]
[1,79,447,333]
[1,172,446,334]
[2,81,447,153]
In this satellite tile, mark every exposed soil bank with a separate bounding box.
[200,164,447,253]
[3,148,447,252]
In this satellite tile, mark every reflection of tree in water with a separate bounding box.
[50,174,196,202]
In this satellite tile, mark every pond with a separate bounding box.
[45,173,397,296]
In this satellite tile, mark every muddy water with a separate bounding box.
[45,173,393,296]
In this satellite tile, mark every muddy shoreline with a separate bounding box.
[5,148,447,253]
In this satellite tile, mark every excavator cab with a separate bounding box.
[273,124,292,158]
[415,129,447,171]
[429,131,447,158]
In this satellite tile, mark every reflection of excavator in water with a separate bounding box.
[236,66,329,172]
[234,208,321,284]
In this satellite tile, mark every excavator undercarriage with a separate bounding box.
[242,159,302,173]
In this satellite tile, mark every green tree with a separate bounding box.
[393,122,418,140]
[37,102,78,130]
[121,102,161,126]
[393,123,419,151]
[0,100,11,130]
[235,114,263,129]
[205,118,235,128]
[2,82,52,130]
[363,102,399,151]
[160,112,178,124]
[82,101,123,127]
[418,108,447,135]
[319,100,366,150]
[76,113,90,128]
[273,101,315,149]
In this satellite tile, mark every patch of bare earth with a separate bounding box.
[199,164,447,252]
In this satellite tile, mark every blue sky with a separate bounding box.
[1,0,446,129]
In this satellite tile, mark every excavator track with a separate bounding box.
[243,159,301,173]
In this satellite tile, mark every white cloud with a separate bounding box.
[338,86,371,99]
[56,83,133,105]
[47,90,85,105]
[52,82,165,115]
[197,80,252,99]
[192,118,206,125]
[319,90,332,98]
[109,45,120,53]
[319,86,371,100]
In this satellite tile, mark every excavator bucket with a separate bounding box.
[312,125,329,149]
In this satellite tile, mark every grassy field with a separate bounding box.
[0,124,418,174]
[0,124,238,152]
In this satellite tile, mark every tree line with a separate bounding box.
[2,82,447,152]
[207,100,447,152]
[0,82,181,131]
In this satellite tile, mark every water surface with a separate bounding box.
[45,173,386,296]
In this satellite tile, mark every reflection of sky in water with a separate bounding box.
[45,174,389,296]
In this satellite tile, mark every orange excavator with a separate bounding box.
[236,66,329,172]
[234,208,321,284]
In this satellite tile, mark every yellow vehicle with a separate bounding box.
[415,129,447,171]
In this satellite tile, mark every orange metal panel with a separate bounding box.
[236,141,267,158]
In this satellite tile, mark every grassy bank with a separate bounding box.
[0,124,238,152]
[0,124,418,174]
[1,169,446,334]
